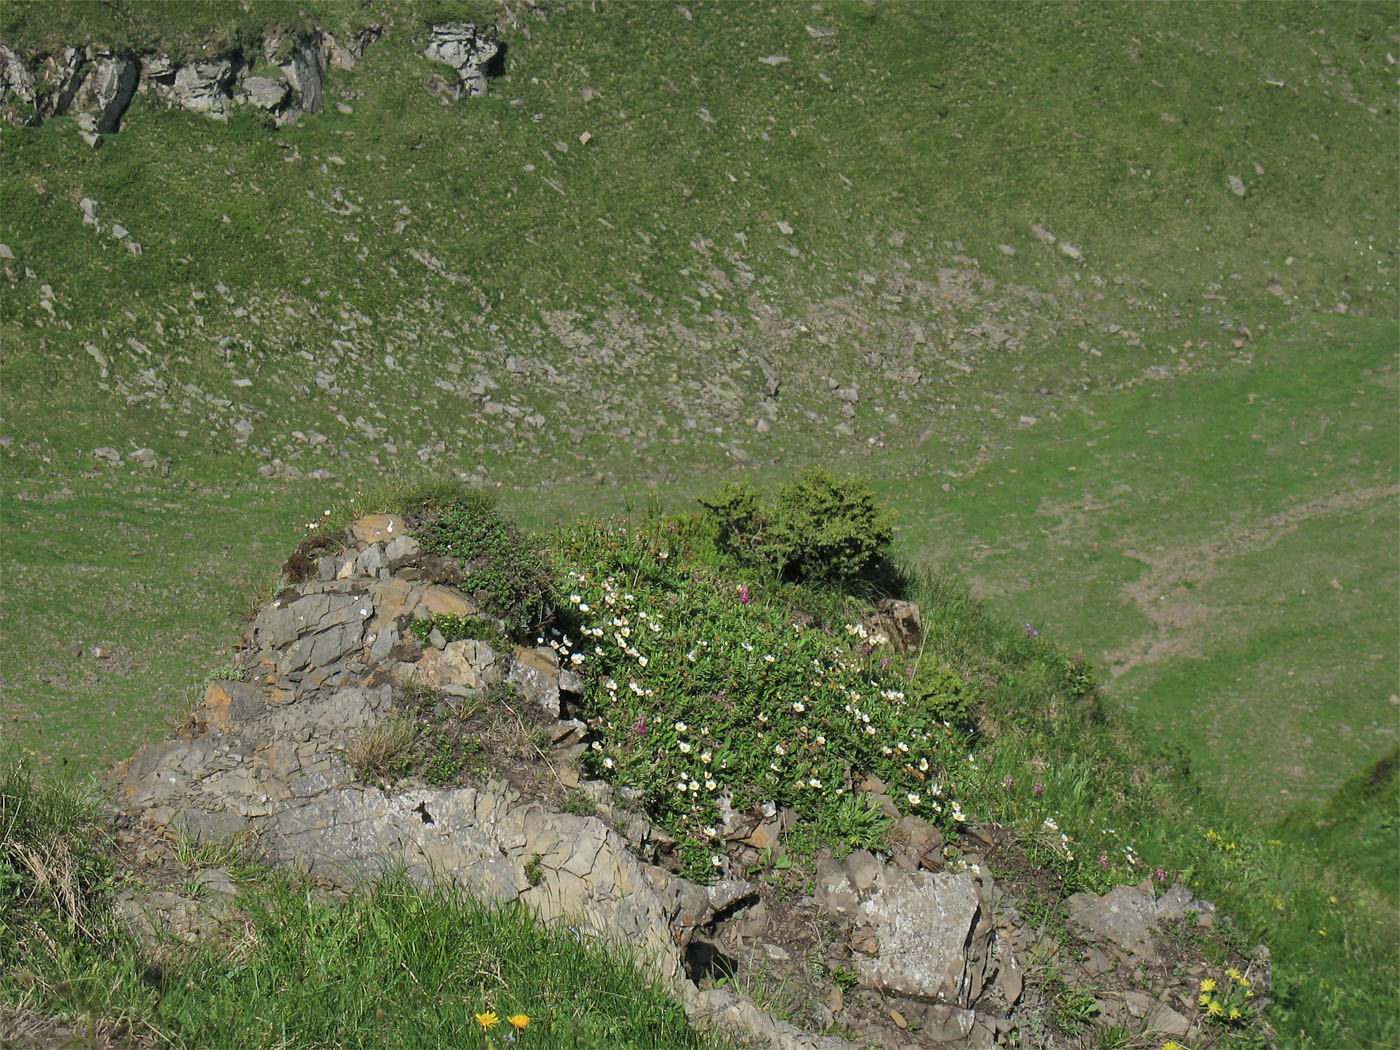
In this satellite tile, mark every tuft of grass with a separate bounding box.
[0,757,112,946]
[344,715,418,783]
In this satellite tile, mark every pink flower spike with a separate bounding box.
[738,585,752,605]
[1032,782,1045,796]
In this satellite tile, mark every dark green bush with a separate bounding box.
[698,470,895,585]
[413,504,554,640]
[902,660,981,730]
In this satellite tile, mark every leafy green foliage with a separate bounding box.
[553,520,972,881]
[414,504,554,641]
[409,613,509,652]
[699,470,895,586]
[901,660,980,731]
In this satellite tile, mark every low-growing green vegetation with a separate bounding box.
[413,497,555,641]
[0,756,719,1049]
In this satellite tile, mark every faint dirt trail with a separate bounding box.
[1106,483,1400,678]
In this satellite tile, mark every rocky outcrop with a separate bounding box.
[424,23,500,99]
[0,43,137,131]
[107,514,1268,1050]
[0,20,432,133]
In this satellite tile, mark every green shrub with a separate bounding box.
[902,660,981,730]
[413,503,554,640]
[698,470,894,586]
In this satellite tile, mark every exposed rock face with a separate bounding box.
[424,23,501,98]
[71,52,138,132]
[0,43,136,128]
[111,516,704,993]
[0,22,376,131]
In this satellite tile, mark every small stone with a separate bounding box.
[1228,174,1246,197]
[758,55,790,66]
[111,224,129,240]
[126,242,142,256]
[890,1008,908,1029]
[775,220,793,235]
[0,244,13,259]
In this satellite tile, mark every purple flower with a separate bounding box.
[1002,775,1015,790]
[628,715,648,739]
[1098,853,1110,870]
[1024,623,1039,638]
[738,585,752,605]
[1032,782,1045,797]
[1155,867,1168,883]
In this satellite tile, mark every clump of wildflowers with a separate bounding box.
[1196,968,1260,1030]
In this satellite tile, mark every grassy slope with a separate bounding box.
[0,3,1397,1040]
[0,0,1392,815]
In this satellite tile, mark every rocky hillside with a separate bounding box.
[104,511,1271,1050]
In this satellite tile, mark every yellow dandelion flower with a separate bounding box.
[1198,993,1213,1007]
[1226,967,1244,982]
[1200,978,1217,993]
[1208,1000,1226,1017]
[475,1011,500,1031]
[508,1014,530,1031]
[1163,1043,1188,1050]
[1229,1006,1243,1020]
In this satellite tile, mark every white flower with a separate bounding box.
[678,741,692,754]
[687,650,699,662]
[918,758,929,772]
[571,653,585,665]
[809,777,822,788]
[578,602,590,612]
[814,736,826,746]
[605,678,618,691]
[603,757,614,769]
[764,653,776,663]
[638,655,648,667]
[688,781,700,792]
[675,722,688,732]
[705,778,717,790]
[791,701,805,713]
[774,744,786,756]
[591,741,602,750]
[711,855,723,867]
[700,750,712,764]
[569,594,582,604]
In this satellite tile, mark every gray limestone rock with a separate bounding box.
[424,23,501,99]
[240,74,290,112]
[160,60,244,118]
[1065,883,1164,959]
[74,52,138,132]
[857,870,986,1004]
